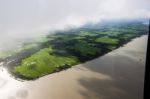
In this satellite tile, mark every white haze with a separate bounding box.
[0,0,150,51]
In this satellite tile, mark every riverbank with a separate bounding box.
[0,35,148,99]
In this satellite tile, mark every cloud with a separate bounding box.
[0,0,149,50]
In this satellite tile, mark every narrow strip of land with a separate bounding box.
[0,35,147,99]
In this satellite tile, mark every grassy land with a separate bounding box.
[95,36,119,44]
[121,33,136,39]
[13,47,79,79]
[1,21,148,80]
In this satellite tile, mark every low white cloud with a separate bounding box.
[0,0,149,51]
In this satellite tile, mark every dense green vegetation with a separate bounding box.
[1,20,148,80]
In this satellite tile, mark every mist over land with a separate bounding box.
[0,0,150,51]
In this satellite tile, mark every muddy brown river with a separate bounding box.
[0,35,148,99]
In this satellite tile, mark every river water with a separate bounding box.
[0,35,148,99]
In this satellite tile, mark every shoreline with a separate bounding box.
[0,34,148,99]
[36,34,147,79]
[36,34,148,80]
[3,35,148,82]
[8,34,148,81]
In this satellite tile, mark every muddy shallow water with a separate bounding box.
[0,35,148,99]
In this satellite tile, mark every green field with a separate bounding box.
[13,47,79,79]
[95,36,119,44]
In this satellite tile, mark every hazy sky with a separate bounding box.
[0,0,150,50]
